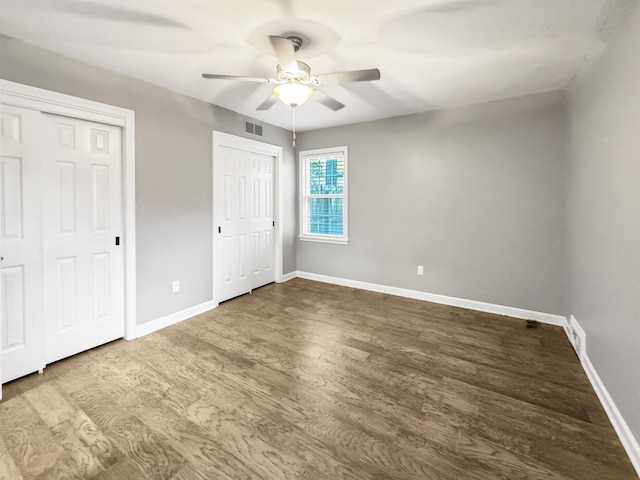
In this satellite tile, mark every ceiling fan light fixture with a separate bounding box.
[274,83,314,108]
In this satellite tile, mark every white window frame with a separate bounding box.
[299,146,348,245]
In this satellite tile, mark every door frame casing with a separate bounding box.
[0,81,137,357]
[212,131,284,304]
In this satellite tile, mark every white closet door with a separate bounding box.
[216,146,252,303]
[250,153,275,289]
[42,114,124,364]
[0,105,46,383]
[215,145,275,303]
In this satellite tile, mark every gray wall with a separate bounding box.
[296,96,567,315]
[566,2,640,437]
[0,35,297,325]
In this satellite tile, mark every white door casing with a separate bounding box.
[212,131,283,304]
[42,114,124,364]
[0,105,46,382]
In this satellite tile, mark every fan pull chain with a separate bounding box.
[292,107,297,148]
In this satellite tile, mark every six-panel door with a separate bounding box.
[0,106,125,383]
[215,146,275,303]
[250,152,275,290]
[41,114,124,364]
[0,105,46,382]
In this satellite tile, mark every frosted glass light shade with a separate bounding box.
[274,83,314,107]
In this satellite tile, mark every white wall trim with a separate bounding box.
[212,131,284,304]
[0,80,138,340]
[295,271,565,325]
[278,271,298,283]
[0,80,130,126]
[130,300,218,339]
[566,316,640,477]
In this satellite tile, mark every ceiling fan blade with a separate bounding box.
[257,95,278,111]
[202,73,267,83]
[316,91,346,111]
[268,35,299,74]
[316,68,381,85]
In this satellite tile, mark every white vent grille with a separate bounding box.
[244,122,263,137]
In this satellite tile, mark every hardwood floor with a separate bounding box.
[0,278,637,480]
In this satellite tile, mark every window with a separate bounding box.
[299,146,348,244]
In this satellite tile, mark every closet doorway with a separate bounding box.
[0,81,136,388]
[212,131,283,303]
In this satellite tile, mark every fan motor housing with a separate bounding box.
[277,61,312,83]
[287,35,303,52]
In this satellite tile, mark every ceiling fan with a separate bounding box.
[202,35,381,112]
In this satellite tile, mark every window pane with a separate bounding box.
[308,158,344,195]
[308,198,343,236]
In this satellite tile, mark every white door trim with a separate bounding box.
[212,131,284,303]
[0,80,137,343]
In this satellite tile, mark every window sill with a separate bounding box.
[298,236,349,246]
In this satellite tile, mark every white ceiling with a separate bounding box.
[0,0,618,131]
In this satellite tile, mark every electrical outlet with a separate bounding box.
[417,265,424,275]
[172,280,180,293]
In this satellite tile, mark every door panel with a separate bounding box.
[0,105,45,383]
[250,153,275,289]
[93,252,110,321]
[42,114,124,364]
[92,164,110,231]
[216,146,251,302]
[2,266,26,347]
[55,256,77,332]
[55,161,76,234]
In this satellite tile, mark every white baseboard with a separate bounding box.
[278,271,298,283]
[295,271,566,326]
[568,316,640,477]
[127,300,218,340]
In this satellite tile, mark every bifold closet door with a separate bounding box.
[41,113,124,364]
[215,146,275,303]
[0,105,46,382]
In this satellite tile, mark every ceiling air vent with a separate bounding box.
[244,122,263,137]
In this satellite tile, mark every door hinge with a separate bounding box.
[218,226,221,234]
[115,236,120,246]
[272,221,275,227]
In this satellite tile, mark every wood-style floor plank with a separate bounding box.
[0,434,22,480]
[0,278,637,479]
[0,393,69,479]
